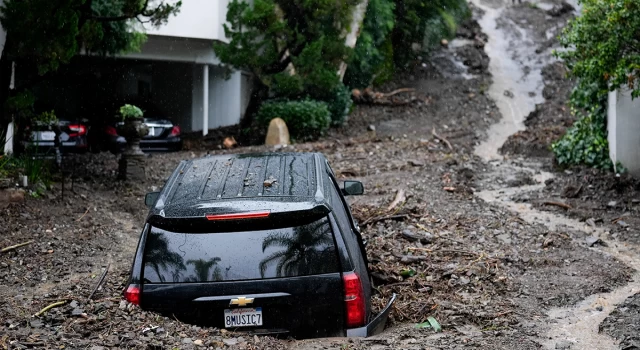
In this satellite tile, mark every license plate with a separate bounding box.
[224,307,263,328]
[38,131,56,141]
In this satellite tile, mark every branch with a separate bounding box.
[89,0,151,22]
[33,301,67,317]
[1,240,34,253]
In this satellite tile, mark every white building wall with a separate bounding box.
[144,0,231,42]
[608,88,640,176]
[191,65,244,133]
[209,68,242,129]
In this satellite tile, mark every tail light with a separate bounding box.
[124,284,141,305]
[343,272,365,328]
[169,125,181,137]
[68,124,87,137]
[105,126,118,136]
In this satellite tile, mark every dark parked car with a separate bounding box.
[124,152,396,338]
[22,119,89,155]
[89,117,182,154]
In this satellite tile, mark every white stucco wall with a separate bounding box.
[608,88,640,176]
[144,0,230,42]
[191,65,243,132]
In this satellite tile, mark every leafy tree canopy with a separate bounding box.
[557,0,640,98]
[213,0,360,99]
[0,0,182,76]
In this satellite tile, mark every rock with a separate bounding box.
[30,320,44,328]
[497,234,512,245]
[617,220,629,228]
[90,346,106,350]
[69,300,79,308]
[585,236,603,247]
[607,201,617,208]
[555,340,573,349]
[193,339,204,347]
[223,136,237,149]
[182,338,193,344]
[265,118,290,146]
[367,124,376,131]
[548,1,574,17]
[441,39,449,47]
[71,308,84,316]
[402,229,420,242]
[0,188,25,208]
[155,327,165,334]
[632,199,640,204]
[223,338,239,346]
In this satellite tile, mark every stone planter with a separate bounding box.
[118,117,149,181]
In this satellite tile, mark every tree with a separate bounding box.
[259,220,337,278]
[0,0,181,140]
[391,0,469,68]
[213,0,360,124]
[187,257,223,282]
[557,0,640,99]
[144,230,186,283]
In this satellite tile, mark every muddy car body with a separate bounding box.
[124,152,395,338]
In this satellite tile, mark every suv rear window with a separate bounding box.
[142,217,340,283]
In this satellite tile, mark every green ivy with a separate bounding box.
[256,99,331,141]
[551,82,613,169]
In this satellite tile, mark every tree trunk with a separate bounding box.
[338,0,370,81]
[239,75,269,129]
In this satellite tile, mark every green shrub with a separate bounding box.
[322,84,353,127]
[256,100,331,141]
[119,104,143,120]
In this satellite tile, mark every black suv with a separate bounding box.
[124,152,395,338]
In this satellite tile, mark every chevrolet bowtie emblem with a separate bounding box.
[230,297,254,307]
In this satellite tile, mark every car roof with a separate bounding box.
[147,152,333,231]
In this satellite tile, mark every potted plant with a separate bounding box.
[118,104,148,181]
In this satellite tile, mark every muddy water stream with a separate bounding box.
[471,0,640,348]
[470,0,545,161]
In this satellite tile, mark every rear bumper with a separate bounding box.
[110,136,182,153]
[140,136,183,152]
[23,140,88,154]
[347,293,396,337]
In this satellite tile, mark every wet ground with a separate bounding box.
[1,0,639,349]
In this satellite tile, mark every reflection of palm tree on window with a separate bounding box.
[187,257,223,282]
[145,231,186,283]
[259,219,336,278]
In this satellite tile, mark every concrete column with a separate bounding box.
[202,64,209,136]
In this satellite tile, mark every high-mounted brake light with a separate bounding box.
[205,211,271,221]
[343,272,365,328]
[124,284,141,305]
[169,125,181,137]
